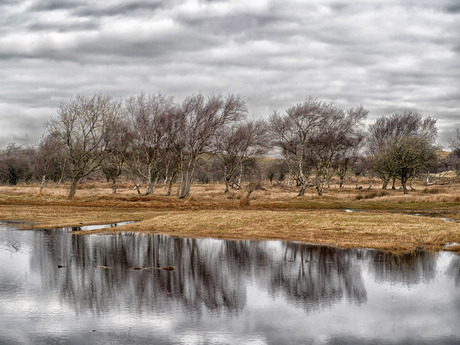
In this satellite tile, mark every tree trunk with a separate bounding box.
[425,173,431,186]
[402,179,408,194]
[224,164,230,193]
[410,178,415,191]
[382,179,388,190]
[112,179,117,194]
[316,176,327,196]
[180,176,194,198]
[237,164,243,189]
[339,176,344,188]
[163,166,169,190]
[368,174,374,190]
[180,168,190,198]
[40,175,46,193]
[180,161,196,198]
[297,178,309,196]
[144,164,153,196]
[150,172,160,195]
[177,151,183,197]
[391,177,396,190]
[166,170,177,196]
[68,178,78,198]
[176,172,182,197]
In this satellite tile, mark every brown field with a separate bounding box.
[0,178,459,254]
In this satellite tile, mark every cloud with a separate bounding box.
[0,0,459,148]
[444,0,460,14]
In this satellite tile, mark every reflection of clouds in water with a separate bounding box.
[1,226,459,344]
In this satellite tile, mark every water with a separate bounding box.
[0,225,459,345]
[63,221,136,232]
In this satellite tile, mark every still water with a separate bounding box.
[0,224,459,345]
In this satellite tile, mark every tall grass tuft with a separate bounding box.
[239,197,250,207]
[422,187,444,194]
[355,190,389,200]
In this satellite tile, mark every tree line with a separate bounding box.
[1,93,460,197]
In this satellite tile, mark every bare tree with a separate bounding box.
[47,94,120,197]
[447,128,460,176]
[269,98,324,195]
[101,114,132,193]
[269,114,296,188]
[0,143,33,185]
[124,93,177,195]
[449,129,460,152]
[176,93,247,198]
[308,105,368,195]
[380,136,438,194]
[270,99,367,196]
[35,132,68,192]
[215,119,269,193]
[333,136,364,188]
[368,112,438,190]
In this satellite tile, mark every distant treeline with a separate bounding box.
[1,93,460,197]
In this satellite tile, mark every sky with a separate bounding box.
[1,0,459,148]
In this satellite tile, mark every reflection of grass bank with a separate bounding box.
[0,183,459,253]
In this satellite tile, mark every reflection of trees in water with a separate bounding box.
[31,232,249,316]
[267,243,367,311]
[367,249,437,285]
[447,256,460,287]
[29,231,443,317]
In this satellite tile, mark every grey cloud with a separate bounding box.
[0,28,218,64]
[177,11,284,37]
[444,1,460,13]
[28,0,84,12]
[0,111,45,147]
[73,1,164,18]
[0,0,459,148]
[26,21,100,33]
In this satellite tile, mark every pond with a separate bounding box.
[0,224,459,345]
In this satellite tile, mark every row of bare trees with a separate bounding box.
[2,93,460,197]
[43,93,269,197]
[270,102,458,195]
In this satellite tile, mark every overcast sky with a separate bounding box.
[1,0,459,148]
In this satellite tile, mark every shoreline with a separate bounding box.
[1,185,459,254]
[2,208,459,254]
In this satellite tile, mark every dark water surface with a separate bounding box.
[0,225,459,345]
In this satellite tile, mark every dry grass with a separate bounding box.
[109,209,460,253]
[0,180,459,253]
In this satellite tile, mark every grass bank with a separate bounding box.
[0,182,459,253]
